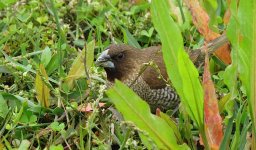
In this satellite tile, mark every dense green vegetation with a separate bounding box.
[0,0,255,149]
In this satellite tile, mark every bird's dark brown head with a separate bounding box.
[95,44,144,82]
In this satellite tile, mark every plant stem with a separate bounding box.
[188,34,229,63]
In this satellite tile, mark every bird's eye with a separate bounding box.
[117,53,124,60]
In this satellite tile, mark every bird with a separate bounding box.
[94,35,229,112]
[95,44,179,112]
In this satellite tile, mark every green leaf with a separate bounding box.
[18,140,30,150]
[0,65,11,74]
[64,54,84,89]
[46,54,59,75]
[74,39,85,48]
[151,0,203,128]
[230,103,248,150]
[222,0,239,107]
[122,28,141,48]
[50,121,65,132]
[0,94,8,118]
[0,2,5,10]
[140,30,149,37]
[226,0,256,143]
[106,80,189,150]
[220,110,236,150]
[203,0,218,30]
[218,93,231,114]
[0,0,17,10]
[0,92,37,108]
[148,27,154,37]
[64,40,94,89]
[52,107,64,115]
[20,109,37,124]
[85,40,95,70]
[36,15,49,24]
[49,145,64,150]
[159,112,183,144]
[1,0,17,5]
[16,12,31,23]
[223,49,238,98]
[41,46,52,67]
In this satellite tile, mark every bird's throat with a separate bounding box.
[104,68,123,82]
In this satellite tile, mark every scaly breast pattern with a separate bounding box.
[126,76,180,111]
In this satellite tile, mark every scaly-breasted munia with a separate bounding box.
[95,35,228,111]
[95,44,179,111]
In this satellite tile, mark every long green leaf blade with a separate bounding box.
[226,0,256,146]
[151,0,203,129]
[106,80,189,150]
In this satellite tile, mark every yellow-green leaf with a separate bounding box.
[65,52,85,89]
[159,112,183,144]
[35,64,50,107]
[85,40,95,70]
[65,40,95,89]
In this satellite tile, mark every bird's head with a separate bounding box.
[95,44,144,82]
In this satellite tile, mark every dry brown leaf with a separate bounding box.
[78,103,106,112]
[223,0,231,24]
[203,51,223,149]
[184,0,231,64]
[129,0,146,4]
[156,108,161,116]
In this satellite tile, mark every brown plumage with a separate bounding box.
[95,44,179,111]
[95,35,229,112]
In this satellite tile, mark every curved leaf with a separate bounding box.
[106,80,189,150]
[151,0,203,130]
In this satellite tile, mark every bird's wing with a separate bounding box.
[141,46,169,89]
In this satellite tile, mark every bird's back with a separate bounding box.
[128,46,180,111]
[141,46,169,89]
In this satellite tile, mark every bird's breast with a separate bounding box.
[126,76,180,111]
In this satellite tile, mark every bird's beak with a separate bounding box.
[95,49,115,68]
